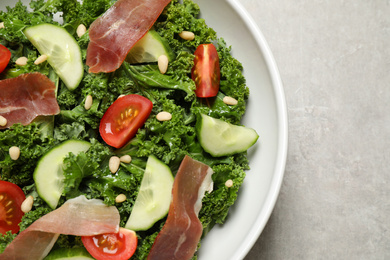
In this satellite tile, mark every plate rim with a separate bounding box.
[226,0,288,258]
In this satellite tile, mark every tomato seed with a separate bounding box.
[5,200,13,207]
[125,108,133,118]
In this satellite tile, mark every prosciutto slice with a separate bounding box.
[86,0,171,73]
[0,73,60,129]
[0,196,120,260]
[147,155,214,260]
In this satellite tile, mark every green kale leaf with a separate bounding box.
[124,63,196,101]
[0,232,16,254]
[0,123,55,186]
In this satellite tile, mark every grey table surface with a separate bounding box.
[238,1,390,259]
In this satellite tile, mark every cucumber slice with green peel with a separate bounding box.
[24,23,83,90]
[33,140,91,209]
[196,113,259,157]
[125,155,174,231]
[44,247,94,260]
[126,30,175,64]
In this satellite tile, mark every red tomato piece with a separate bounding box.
[99,94,153,149]
[82,228,138,260]
[191,43,220,98]
[0,180,26,234]
[0,44,11,73]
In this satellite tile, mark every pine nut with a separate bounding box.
[9,146,20,160]
[115,194,127,203]
[21,195,34,213]
[84,95,93,110]
[117,94,125,99]
[223,96,238,106]
[0,116,7,127]
[34,54,48,65]
[120,155,132,164]
[77,24,87,38]
[158,55,169,74]
[156,111,172,121]
[179,31,195,41]
[225,179,233,188]
[15,57,28,66]
[109,156,121,173]
[0,22,4,29]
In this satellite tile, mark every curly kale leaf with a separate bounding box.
[61,139,111,199]
[199,163,247,234]
[0,123,55,186]
[132,94,194,169]
[217,38,249,101]
[190,92,247,125]
[30,0,114,28]
[0,232,16,254]
[60,139,147,226]
[0,1,56,44]
[19,204,52,232]
[154,0,216,53]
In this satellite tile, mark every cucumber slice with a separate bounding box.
[126,30,175,64]
[24,23,83,90]
[125,155,174,231]
[33,140,91,209]
[196,113,259,157]
[44,248,94,260]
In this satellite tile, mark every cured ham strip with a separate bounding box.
[0,196,120,260]
[148,155,213,260]
[0,73,60,129]
[86,0,171,73]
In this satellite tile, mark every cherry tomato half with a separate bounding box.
[0,44,11,74]
[191,43,220,98]
[0,180,26,234]
[99,94,153,149]
[82,228,138,260]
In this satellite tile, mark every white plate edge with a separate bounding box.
[226,0,289,259]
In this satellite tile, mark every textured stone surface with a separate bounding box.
[239,0,390,259]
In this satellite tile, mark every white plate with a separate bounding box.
[0,0,288,259]
[193,0,287,259]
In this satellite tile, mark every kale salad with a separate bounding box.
[0,0,258,259]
